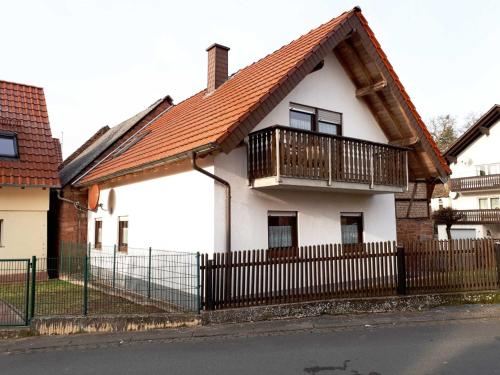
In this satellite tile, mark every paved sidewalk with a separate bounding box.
[1,303,500,355]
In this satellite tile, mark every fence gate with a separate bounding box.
[0,259,31,326]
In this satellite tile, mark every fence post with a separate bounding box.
[29,256,36,322]
[83,254,89,315]
[112,244,117,288]
[147,246,152,299]
[495,242,500,287]
[205,259,214,310]
[196,252,201,313]
[396,244,407,295]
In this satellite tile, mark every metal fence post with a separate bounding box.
[396,244,407,295]
[196,252,201,313]
[112,244,117,288]
[147,246,152,299]
[29,256,36,323]
[83,254,89,315]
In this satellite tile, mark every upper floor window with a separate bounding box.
[0,132,18,158]
[289,104,342,136]
[476,163,500,176]
[479,197,500,209]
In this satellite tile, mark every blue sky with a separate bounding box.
[1,0,498,157]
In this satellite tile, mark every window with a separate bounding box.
[438,199,444,209]
[290,106,314,131]
[341,213,363,245]
[118,217,128,252]
[94,219,102,249]
[0,133,18,158]
[491,198,500,209]
[479,198,489,209]
[289,104,342,135]
[268,211,298,249]
[476,163,500,176]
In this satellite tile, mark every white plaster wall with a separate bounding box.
[449,119,500,179]
[215,147,397,251]
[87,167,215,254]
[253,53,388,143]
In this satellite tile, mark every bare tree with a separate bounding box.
[432,207,464,240]
[429,115,458,153]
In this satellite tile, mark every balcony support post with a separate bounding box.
[275,128,281,183]
[327,138,332,186]
[369,147,374,189]
[405,151,409,191]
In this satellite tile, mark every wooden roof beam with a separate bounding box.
[479,126,490,135]
[356,80,387,97]
[389,135,420,147]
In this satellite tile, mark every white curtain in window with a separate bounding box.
[341,223,359,244]
[268,225,293,248]
[290,111,312,131]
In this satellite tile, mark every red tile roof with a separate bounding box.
[77,8,448,185]
[0,80,61,187]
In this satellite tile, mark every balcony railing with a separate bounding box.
[248,126,408,190]
[450,174,500,192]
[455,209,500,224]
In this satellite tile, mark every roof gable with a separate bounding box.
[76,7,449,186]
[0,80,61,187]
[444,104,500,160]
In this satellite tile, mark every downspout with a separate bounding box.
[191,152,231,253]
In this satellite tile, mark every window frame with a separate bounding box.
[340,212,364,246]
[118,217,128,252]
[289,103,343,136]
[94,219,102,250]
[0,132,19,159]
[0,219,4,247]
[267,211,298,256]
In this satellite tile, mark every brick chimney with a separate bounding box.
[206,43,230,93]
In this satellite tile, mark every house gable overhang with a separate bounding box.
[444,104,500,161]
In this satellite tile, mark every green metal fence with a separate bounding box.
[0,243,200,326]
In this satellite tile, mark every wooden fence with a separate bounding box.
[200,239,500,310]
[404,239,499,294]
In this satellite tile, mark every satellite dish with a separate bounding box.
[88,185,100,211]
[449,191,459,200]
[108,189,116,215]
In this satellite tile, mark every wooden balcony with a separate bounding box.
[455,209,500,224]
[450,174,500,192]
[248,126,408,193]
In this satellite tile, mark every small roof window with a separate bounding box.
[0,132,19,158]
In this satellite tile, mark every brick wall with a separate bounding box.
[396,218,434,244]
[395,181,435,243]
[57,185,88,248]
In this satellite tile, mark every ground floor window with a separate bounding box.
[94,219,102,249]
[118,217,128,252]
[341,213,363,245]
[268,211,298,249]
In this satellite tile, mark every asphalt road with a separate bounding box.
[2,311,500,374]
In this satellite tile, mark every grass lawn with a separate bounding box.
[0,279,164,316]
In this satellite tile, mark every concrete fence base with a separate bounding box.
[201,290,500,325]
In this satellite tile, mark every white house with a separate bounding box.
[431,105,500,240]
[60,7,449,256]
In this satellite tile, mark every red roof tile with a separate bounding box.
[78,8,448,185]
[0,80,61,187]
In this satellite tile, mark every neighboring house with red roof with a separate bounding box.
[431,104,500,240]
[62,7,448,254]
[0,80,61,259]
